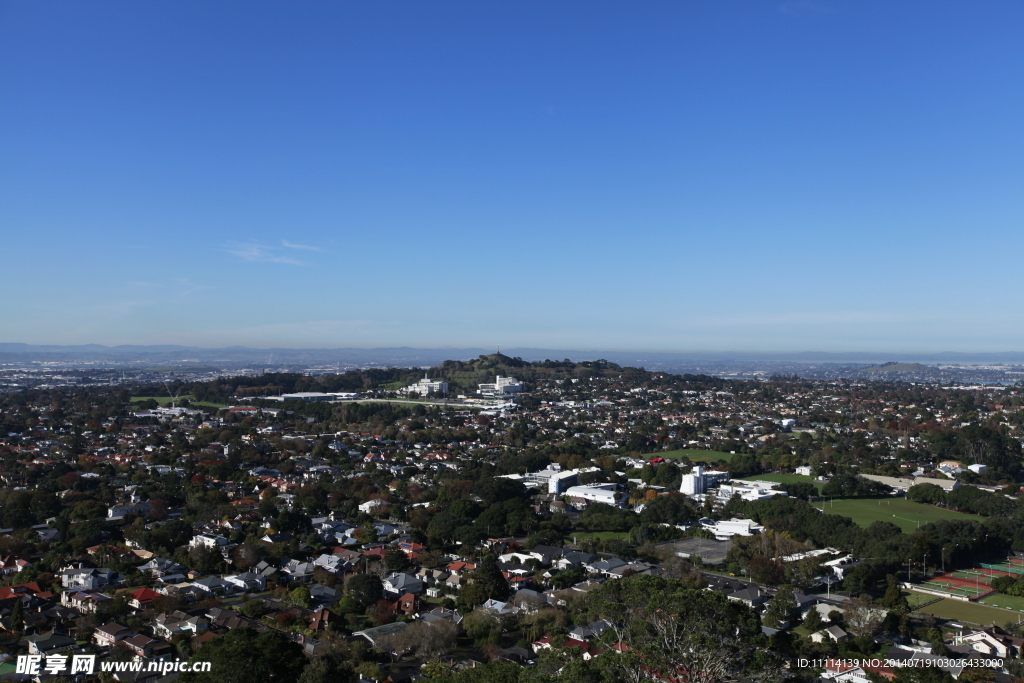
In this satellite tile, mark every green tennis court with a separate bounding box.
[981,562,1024,575]
[920,579,988,598]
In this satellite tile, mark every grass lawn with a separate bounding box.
[815,497,983,533]
[915,597,1018,626]
[740,473,824,492]
[564,530,630,544]
[904,590,938,607]
[657,449,737,463]
[980,593,1024,612]
[131,396,226,409]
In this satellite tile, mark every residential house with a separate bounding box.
[128,588,162,610]
[191,576,232,595]
[811,626,851,643]
[94,622,136,647]
[382,573,423,597]
[26,631,77,656]
[152,611,208,638]
[224,572,266,592]
[0,557,30,576]
[726,587,770,608]
[138,558,186,578]
[123,634,172,660]
[281,559,316,583]
[62,590,111,614]
[61,566,118,590]
[309,585,339,607]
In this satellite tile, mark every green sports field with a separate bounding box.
[903,591,938,608]
[980,593,1024,612]
[914,596,1019,625]
[815,497,983,533]
[740,473,823,492]
[657,449,736,463]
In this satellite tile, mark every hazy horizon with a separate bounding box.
[5,341,1024,364]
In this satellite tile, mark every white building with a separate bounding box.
[400,377,449,397]
[224,572,266,592]
[565,483,623,507]
[700,517,764,539]
[479,376,524,396]
[189,534,232,550]
[497,464,599,494]
[358,499,388,514]
[679,466,730,496]
[715,482,787,502]
[280,392,337,402]
[681,466,706,495]
[795,466,813,476]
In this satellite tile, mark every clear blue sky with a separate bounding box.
[2,1,1022,352]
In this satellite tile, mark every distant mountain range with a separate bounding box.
[3,343,1024,367]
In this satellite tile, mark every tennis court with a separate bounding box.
[914,557,1024,601]
[947,567,1007,583]
[918,578,990,599]
[915,568,1005,600]
[981,560,1024,575]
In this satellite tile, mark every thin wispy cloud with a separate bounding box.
[281,240,322,252]
[224,242,305,266]
[778,0,836,16]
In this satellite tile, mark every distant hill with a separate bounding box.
[858,362,940,375]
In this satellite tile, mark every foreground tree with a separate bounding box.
[584,574,783,683]
[178,627,307,683]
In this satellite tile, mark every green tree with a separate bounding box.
[384,549,410,573]
[878,575,910,615]
[584,574,779,683]
[239,599,267,619]
[10,599,23,634]
[297,656,356,683]
[803,605,823,632]
[762,587,797,629]
[178,627,307,683]
[346,573,383,610]
[474,552,510,600]
[290,585,312,608]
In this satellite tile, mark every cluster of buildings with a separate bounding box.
[1,362,1023,679]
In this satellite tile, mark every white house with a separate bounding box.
[61,567,118,590]
[383,572,424,596]
[954,629,1013,658]
[189,534,232,550]
[224,572,266,592]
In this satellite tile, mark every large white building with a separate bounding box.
[679,466,730,496]
[479,376,524,396]
[715,482,787,502]
[496,464,601,494]
[400,377,449,397]
[565,483,624,507]
[700,517,764,539]
[681,466,706,495]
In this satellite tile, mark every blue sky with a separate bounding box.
[2,1,1022,352]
